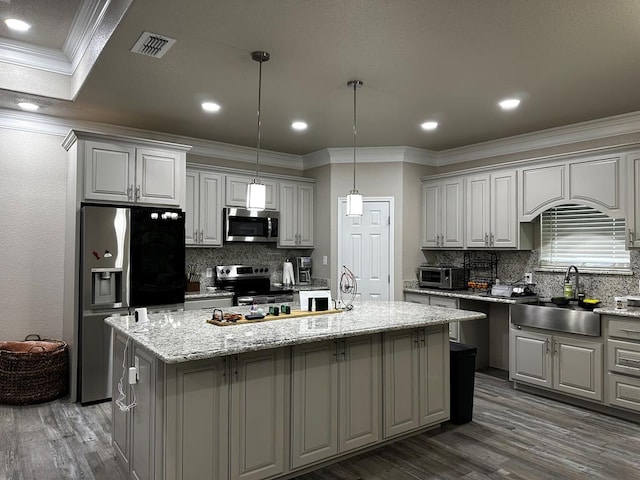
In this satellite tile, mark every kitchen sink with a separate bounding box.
[511,301,601,337]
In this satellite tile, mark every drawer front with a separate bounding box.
[608,372,640,413]
[608,339,640,376]
[609,319,640,340]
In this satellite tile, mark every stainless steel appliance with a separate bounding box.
[80,205,185,404]
[224,208,279,243]
[417,265,467,290]
[296,256,312,285]
[215,265,293,306]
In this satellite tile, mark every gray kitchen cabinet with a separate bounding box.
[225,174,278,210]
[185,168,224,246]
[519,154,622,222]
[84,140,185,206]
[166,357,229,480]
[421,177,464,249]
[279,181,314,248]
[291,335,381,469]
[510,326,603,401]
[404,292,460,342]
[605,316,640,413]
[382,325,449,438]
[466,170,529,249]
[626,152,640,248]
[112,332,159,480]
[112,331,130,470]
[166,348,288,480]
[184,295,233,310]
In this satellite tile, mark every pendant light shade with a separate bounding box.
[346,80,363,217]
[247,51,270,211]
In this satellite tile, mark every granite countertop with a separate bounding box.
[404,288,539,305]
[105,301,486,364]
[594,307,640,318]
[185,290,234,300]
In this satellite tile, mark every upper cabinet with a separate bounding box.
[225,175,278,210]
[63,131,190,208]
[84,141,185,206]
[466,170,527,249]
[421,177,464,249]
[185,168,224,246]
[519,154,623,222]
[279,181,314,248]
[626,152,640,248]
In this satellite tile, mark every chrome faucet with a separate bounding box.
[564,265,580,299]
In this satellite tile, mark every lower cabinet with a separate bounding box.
[291,335,381,469]
[112,332,159,480]
[113,328,451,480]
[509,327,603,401]
[382,325,449,438]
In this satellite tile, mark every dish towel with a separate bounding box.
[283,261,295,286]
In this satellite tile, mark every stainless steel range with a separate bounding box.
[215,265,294,306]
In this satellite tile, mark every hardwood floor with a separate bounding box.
[2,371,640,479]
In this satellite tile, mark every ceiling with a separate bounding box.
[2,0,640,156]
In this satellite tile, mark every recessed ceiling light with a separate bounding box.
[18,102,39,111]
[291,121,308,131]
[421,121,438,131]
[201,102,221,113]
[499,98,521,110]
[5,19,31,32]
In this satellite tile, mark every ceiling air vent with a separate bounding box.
[130,31,176,59]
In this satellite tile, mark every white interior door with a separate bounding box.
[338,198,392,302]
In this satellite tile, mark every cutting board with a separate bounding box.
[207,309,343,326]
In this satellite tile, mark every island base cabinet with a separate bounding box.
[165,358,229,480]
[291,336,381,470]
[165,349,288,480]
[230,350,288,480]
[112,332,160,480]
[383,326,449,439]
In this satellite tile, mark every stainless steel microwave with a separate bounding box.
[417,266,467,290]
[224,208,279,243]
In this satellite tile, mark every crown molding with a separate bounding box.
[4,107,640,171]
[436,110,640,166]
[0,108,304,169]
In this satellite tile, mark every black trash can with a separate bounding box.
[449,341,477,425]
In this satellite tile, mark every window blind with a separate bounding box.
[540,204,629,269]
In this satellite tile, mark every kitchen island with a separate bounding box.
[106,301,486,480]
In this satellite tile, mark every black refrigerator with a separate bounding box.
[79,204,185,404]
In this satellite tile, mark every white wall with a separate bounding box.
[0,128,68,340]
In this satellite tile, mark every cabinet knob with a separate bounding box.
[127,185,133,201]
[135,185,141,200]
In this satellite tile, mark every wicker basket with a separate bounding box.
[0,334,68,405]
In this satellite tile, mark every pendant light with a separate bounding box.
[246,51,270,211]
[346,80,363,216]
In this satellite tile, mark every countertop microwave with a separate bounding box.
[417,266,467,290]
[224,208,279,243]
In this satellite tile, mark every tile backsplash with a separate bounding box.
[422,249,640,307]
[186,244,313,288]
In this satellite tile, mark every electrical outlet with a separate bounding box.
[323,255,328,266]
[524,272,533,284]
[206,267,213,278]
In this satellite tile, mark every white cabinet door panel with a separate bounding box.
[554,336,603,401]
[339,336,381,453]
[510,329,552,388]
[520,164,565,220]
[490,170,517,248]
[136,148,180,205]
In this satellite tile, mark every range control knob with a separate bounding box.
[225,269,230,274]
